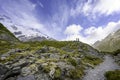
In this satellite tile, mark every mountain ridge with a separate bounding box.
[0,15,53,42]
[0,23,18,42]
[93,29,120,52]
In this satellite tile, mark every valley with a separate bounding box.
[0,0,120,80]
[0,23,120,80]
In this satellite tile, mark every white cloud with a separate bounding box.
[46,2,70,39]
[64,21,120,45]
[64,34,85,41]
[37,0,44,8]
[65,0,120,44]
[82,1,92,16]
[0,0,71,39]
[64,24,83,35]
[64,24,85,41]
[71,0,120,18]
[0,0,48,34]
[84,21,120,44]
[93,0,120,15]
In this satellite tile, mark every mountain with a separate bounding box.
[0,23,19,54]
[0,23,18,42]
[0,15,53,42]
[93,29,120,52]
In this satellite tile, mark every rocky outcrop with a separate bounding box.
[0,42,103,80]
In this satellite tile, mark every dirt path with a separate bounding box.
[82,55,120,80]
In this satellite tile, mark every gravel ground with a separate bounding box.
[82,55,120,80]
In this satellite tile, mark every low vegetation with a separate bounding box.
[105,70,120,80]
[82,55,102,66]
[0,23,103,80]
[0,39,103,79]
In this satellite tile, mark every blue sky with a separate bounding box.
[0,0,120,44]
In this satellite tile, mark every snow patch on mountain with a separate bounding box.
[0,15,53,41]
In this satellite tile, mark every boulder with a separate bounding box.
[50,54,60,59]
[49,68,55,78]
[21,67,31,76]
[35,73,50,80]
[17,75,35,80]
[5,77,16,80]
[21,64,38,76]
[0,64,9,75]
[1,67,21,80]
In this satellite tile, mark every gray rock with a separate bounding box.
[21,67,31,76]
[17,75,35,80]
[57,62,75,70]
[0,64,9,75]
[21,64,38,76]
[40,53,50,58]
[11,61,30,69]
[35,73,50,80]
[1,67,21,80]
[0,49,23,60]
[1,54,10,60]
[5,77,16,80]
[49,68,55,78]
[50,54,60,59]
[0,56,7,60]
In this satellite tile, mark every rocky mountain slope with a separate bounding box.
[0,23,19,55]
[0,24,103,80]
[93,29,120,52]
[0,41,103,80]
[0,23,18,42]
[0,15,53,41]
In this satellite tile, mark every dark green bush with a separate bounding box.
[105,70,120,80]
[82,55,102,66]
[67,58,77,66]
[69,67,84,79]
[113,49,120,56]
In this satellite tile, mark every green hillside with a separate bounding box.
[93,29,120,52]
[0,23,19,54]
[0,23,19,41]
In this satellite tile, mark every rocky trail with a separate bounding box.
[83,55,120,80]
